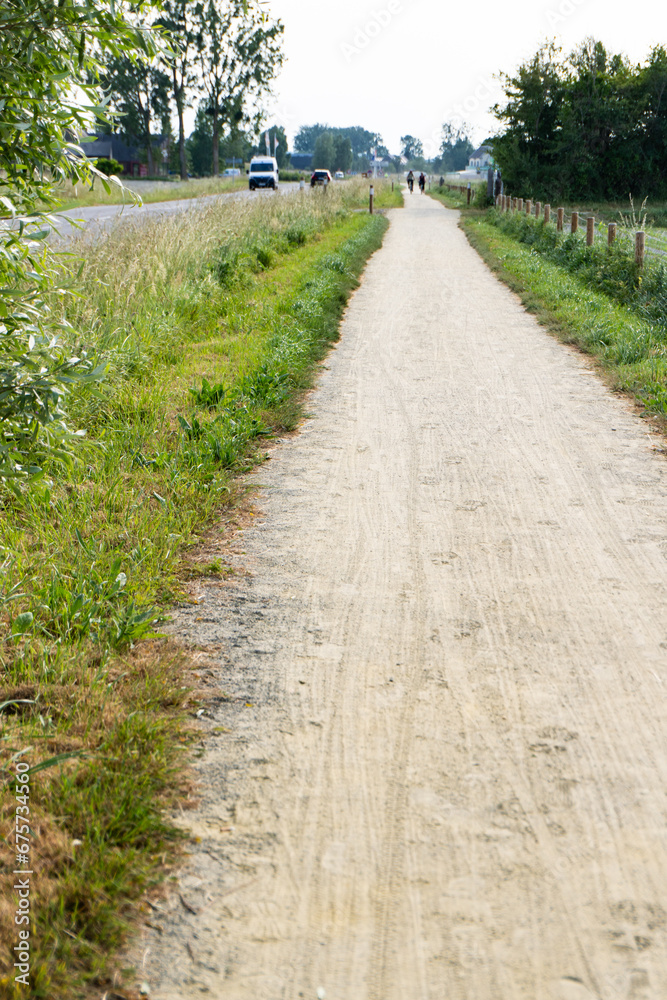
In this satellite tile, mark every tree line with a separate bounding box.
[400,128,474,172]
[492,39,667,202]
[99,0,283,180]
[291,123,475,174]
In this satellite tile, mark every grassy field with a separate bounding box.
[0,179,400,999]
[53,174,249,212]
[461,212,667,421]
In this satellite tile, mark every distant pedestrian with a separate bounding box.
[418,172,426,193]
[407,170,414,193]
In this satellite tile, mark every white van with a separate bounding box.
[248,156,279,191]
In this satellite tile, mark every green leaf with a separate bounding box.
[12,611,34,635]
[0,699,35,713]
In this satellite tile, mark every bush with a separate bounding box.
[488,208,667,328]
[96,157,124,176]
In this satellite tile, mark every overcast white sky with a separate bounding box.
[263,0,664,156]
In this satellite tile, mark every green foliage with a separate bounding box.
[295,124,386,171]
[189,377,227,408]
[333,134,353,173]
[250,125,291,168]
[197,0,284,176]
[487,209,667,327]
[438,121,474,172]
[400,134,424,163]
[95,157,124,177]
[493,39,667,201]
[97,53,171,176]
[474,187,494,209]
[313,131,336,171]
[0,1,164,481]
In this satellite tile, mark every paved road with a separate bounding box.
[46,182,300,240]
[137,191,667,1000]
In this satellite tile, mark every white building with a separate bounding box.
[468,145,495,170]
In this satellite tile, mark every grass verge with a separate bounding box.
[0,180,392,999]
[461,214,667,419]
[53,175,249,212]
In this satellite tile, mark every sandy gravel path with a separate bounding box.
[138,191,667,1000]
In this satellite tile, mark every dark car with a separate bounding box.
[311,169,332,187]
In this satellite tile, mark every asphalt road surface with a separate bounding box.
[46,181,300,240]
[135,191,667,1000]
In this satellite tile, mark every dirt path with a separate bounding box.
[138,191,667,1000]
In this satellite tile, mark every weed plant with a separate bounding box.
[0,180,390,998]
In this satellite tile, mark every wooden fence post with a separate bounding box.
[369,185,374,215]
[557,207,564,231]
[544,204,551,224]
[636,231,646,268]
[535,201,541,218]
[518,198,523,212]
[586,216,595,247]
[571,211,579,234]
[607,222,617,246]
[525,199,532,215]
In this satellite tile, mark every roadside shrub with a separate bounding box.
[474,187,494,209]
[488,209,667,329]
[96,157,124,177]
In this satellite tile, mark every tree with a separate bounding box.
[491,38,667,201]
[187,102,214,175]
[99,54,171,175]
[635,46,667,195]
[294,124,386,169]
[252,126,290,168]
[333,135,352,173]
[313,132,335,171]
[158,1,202,180]
[0,1,164,479]
[439,122,474,172]
[220,127,253,169]
[400,135,424,161]
[198,0,283,177]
